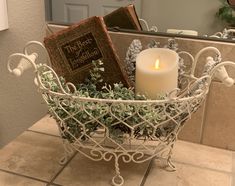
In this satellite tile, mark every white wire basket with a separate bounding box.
[7,41,235,186]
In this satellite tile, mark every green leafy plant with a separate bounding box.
[41,60,178,144]
[216,0,235,25]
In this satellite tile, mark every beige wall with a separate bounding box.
[0,0,47,148]
[141,0,226,36]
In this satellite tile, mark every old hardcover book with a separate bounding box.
[44,16,131,87]
[104,4,142,31]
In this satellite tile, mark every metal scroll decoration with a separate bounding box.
[207,28,235,40]
[7,40,235,186]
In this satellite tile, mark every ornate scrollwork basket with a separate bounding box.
[7,41,235,186]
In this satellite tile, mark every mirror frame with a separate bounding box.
[44,0,235,44]
[107,27,235,44]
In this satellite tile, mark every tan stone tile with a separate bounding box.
[0,171,46,186]
[173,140,233,173]
[110,32,170,66]
[144,162,232,186]
[178,101,205,143]
[29,115,60,136]
[110,32,235,81]
[233,153,235,186]
[111,139,232,173]
[0,171,45,186]
[0,131,64,181]
[202,82,235,150]
[176,39,235,80]
[54,152,149,186]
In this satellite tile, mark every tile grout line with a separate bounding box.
[26,129,61,138]
[146,154,232,175]
[140,158,154,186]
[140,157,233,186]
[140,156,234,186]
[173,159,233,175]
[13,129,235,185]
[0,168,50,184]
[47,152,78,186]
[199,97,209,144]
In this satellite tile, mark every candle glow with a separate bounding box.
[135,48,179,99]
[155,59,160,70]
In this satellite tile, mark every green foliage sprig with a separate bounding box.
[216,0,235,25]
[41,60,177,144]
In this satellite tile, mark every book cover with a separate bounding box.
[44,16,131,88]
[104,4,142,31]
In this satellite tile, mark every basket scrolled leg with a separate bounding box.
[59,154,69,165]
[59,140,74,165]
[112,157,124,186]
[112,175,124,186]
[165,143,176,172]
[166,157,176,172]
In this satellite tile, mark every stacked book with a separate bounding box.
[44,5,142,88]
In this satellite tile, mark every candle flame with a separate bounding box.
[155,59,160,69]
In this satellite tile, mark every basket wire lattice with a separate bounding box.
[7,41,235,186]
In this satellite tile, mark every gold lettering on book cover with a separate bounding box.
[60,32,102,71]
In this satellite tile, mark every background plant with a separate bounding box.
[216,0,235,25]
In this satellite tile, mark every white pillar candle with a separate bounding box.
[0,0,9,31]
[135,48,179,99]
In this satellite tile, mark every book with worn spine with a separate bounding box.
[44,16,131,88]
[104,4,142,31]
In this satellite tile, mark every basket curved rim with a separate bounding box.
[40,88,207,104]
[37,64,210,104]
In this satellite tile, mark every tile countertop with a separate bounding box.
[0,115,234,186]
